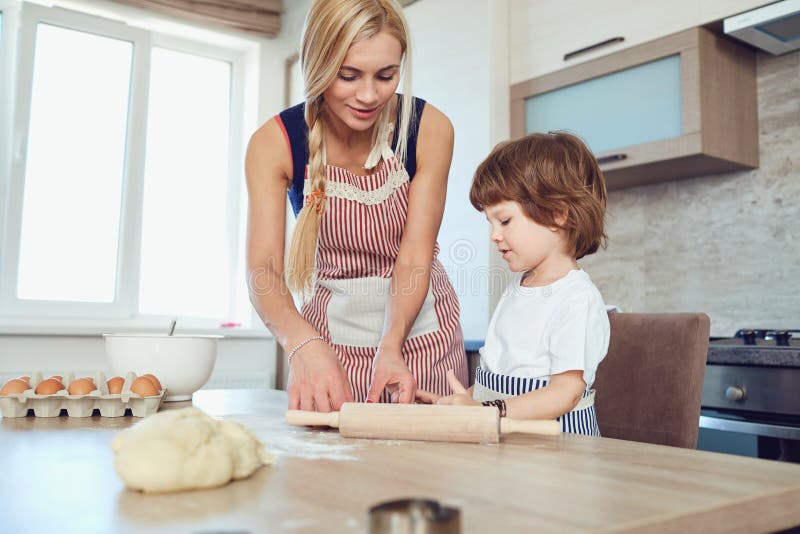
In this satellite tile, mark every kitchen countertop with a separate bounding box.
[2,389,800,533]
[707,344,800,367]
[467,339,800,367]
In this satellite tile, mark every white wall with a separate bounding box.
[255,0,311,123]
[404,0,510,340]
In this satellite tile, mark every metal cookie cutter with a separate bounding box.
[368,498,460,533]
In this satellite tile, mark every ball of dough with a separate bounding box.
[112,407,273,493]
[218,419,276,480]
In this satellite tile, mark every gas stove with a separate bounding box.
[701,328,800,462]
[710,329,800,349]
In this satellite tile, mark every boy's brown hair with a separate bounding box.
[470,131,608,259]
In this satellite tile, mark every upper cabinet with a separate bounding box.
[510,0,697,83]
[510,0,774,83]
[510,28,759,189]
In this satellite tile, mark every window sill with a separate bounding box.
[0,320,273,339]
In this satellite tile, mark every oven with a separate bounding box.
[698,330,800,462]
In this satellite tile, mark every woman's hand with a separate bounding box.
[435,370,479,406]
[287,340,353,412]
[366,347,417,404]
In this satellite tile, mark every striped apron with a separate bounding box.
[301,153,468,402]
[473,366,601,436]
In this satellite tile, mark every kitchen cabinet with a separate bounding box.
[510,0,698,83]
[510,27,758,190]
[510,0,775,84]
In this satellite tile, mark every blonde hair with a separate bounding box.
[286,0,414,295]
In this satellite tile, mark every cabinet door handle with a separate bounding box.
[564,37,625,61]
[596,153,627,165]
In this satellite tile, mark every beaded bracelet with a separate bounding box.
[287,336,325,363]
[482,399,507,418]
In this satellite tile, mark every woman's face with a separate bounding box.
[323,29,402,132]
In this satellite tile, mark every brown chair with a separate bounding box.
[594,313,710,449]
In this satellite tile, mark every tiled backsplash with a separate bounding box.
[581,49,800,337]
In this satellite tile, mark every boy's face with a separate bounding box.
[484,201,568,275]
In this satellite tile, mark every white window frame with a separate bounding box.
[0,1,259,334]
[0,0,21,306]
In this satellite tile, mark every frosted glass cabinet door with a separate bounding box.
[511,28,758,189]
[524,55,682,155]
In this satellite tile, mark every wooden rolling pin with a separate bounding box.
[286,402,560,443]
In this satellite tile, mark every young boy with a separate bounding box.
[419,131,610,435]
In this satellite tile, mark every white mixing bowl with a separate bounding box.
[104,334,219,401]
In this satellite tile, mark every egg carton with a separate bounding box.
[0,371,166,418]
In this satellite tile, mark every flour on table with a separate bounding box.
[111,407,275,493]
[280,518,317,530]
[227,414,361,461]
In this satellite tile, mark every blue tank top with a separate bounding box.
[277,95,426,216]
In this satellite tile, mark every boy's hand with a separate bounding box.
[436,393,478,406]
[436,369,480,406]
[415,370,480,406]
[415,389,440,404]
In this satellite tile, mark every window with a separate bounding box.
[0,2,255,330]
[138,47,232,318]
[18,23,131,303]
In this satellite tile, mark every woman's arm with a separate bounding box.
[245,119,352,411]
[365,103,455,403]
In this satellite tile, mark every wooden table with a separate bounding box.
[1,389,799,533]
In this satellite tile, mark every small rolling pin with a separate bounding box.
[286,402,560,444]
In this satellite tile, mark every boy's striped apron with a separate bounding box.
[473,366,601,436]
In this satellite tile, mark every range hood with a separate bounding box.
[725,0,800,55]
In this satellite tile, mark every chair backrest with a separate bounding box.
[594,313,710,449]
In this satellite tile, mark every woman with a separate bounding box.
[245,0,467,412]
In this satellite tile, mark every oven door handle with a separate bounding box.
[699,415,800,440]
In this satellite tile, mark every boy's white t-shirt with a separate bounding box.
[478,269,610,389]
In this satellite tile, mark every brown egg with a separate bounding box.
[107,376,124,394]
[130,376,159,397]
[0,378,29,396]
[48,375,63,383]
[18,376,31,386]
[67,378,97,395]
[35,378,65,395]
[141,373,162,391]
